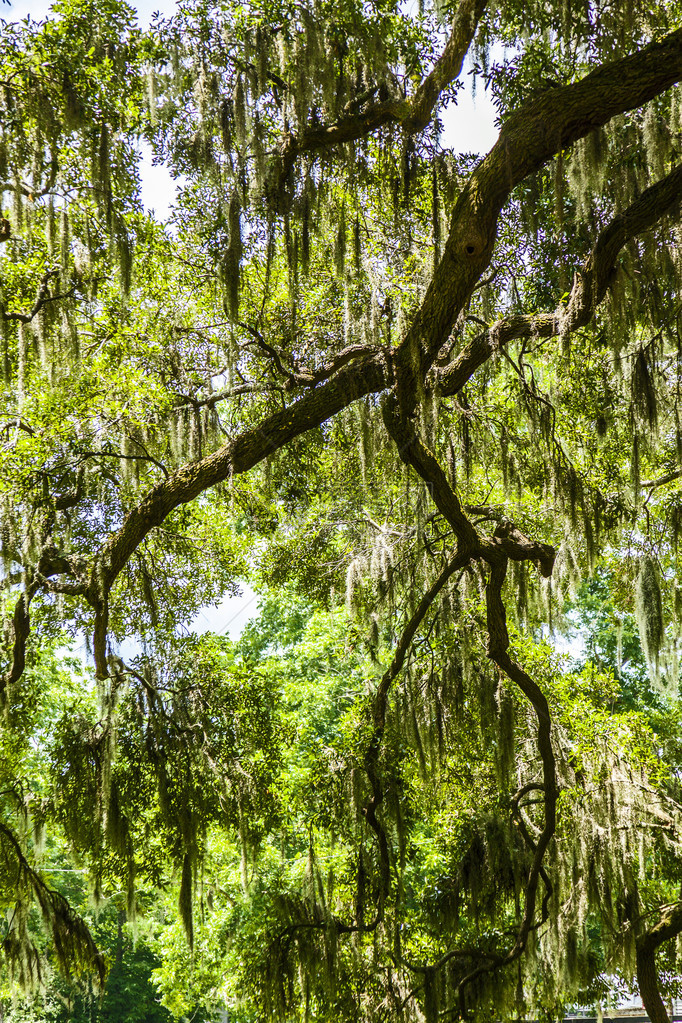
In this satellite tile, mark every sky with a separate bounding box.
[3,0,174,24]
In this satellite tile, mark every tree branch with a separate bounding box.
[174,382,276,410]
[6,27,680,687]
[403,0,488,132]
[0,270,77,325]
[274,0,486,188]
[382,394,480,551]
[436,160,682,397]
[403,26,682,395]
[1,547,88,696]
[84,354,389,676]
[641,468,682,491]
[381,392,558,1008]
[287,344,379,390]
[453,554,557,1014]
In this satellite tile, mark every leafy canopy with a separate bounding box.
[2,0,682,1020]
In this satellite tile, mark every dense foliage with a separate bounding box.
[3,0,682,1019]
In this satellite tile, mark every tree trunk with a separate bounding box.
[636,944,670,1023]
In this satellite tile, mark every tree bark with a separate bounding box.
[637,944,670,1023]
[636,904,682,1023]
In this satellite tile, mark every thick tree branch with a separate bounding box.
[381,395,558,1009]
[401,26,682,398]
[436,160,682,397]
[642,468,682,490]
[493,28,682,201]
[382,395,480,551]
[85,355,388,676]
[382,396,556,575]
[274,0,486,186]
[3,587,38,695]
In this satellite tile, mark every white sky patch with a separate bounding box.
[2,0,178,25]
[440,85,499,154]
[138,141,181,221]
[189,584,259,639]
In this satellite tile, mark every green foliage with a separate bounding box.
[3,0,682,1019]
[565,570,650,704]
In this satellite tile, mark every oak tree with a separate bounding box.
[3,0,682,1018]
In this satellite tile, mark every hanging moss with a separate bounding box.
[221,190,242,318]
[495,683,515,786]
[234,75,247,149]
[635,554,663,681]
[631,347,657,433]
[220,97,232,153]
[97,122,110,195]
[630,429,640,502]
[178,851,194,949]
[12,178,24,234]
[353,213,361,271]
[117,225,133,295]
[301,193,311,274]
[335,204,346,277]
[59,208,70,286]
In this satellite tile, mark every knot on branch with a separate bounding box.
[460,230,487,259]
[492,523,556,578]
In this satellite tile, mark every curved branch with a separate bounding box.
[365,550,472,915]
[0,818,105,985]
[174,382,276,410]
[381,398,558,1008]
[3,587,37,694]
[2,547,87,695]
[76,448,169,479]
[641,468,682,491]
[239,319,377,392]
[452,555,557,1014]
[403,26,682,396]
[382,395,480,551]
[289,344,379,390]
[382,396,557,576]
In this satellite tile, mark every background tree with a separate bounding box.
[3,0,682,1018]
